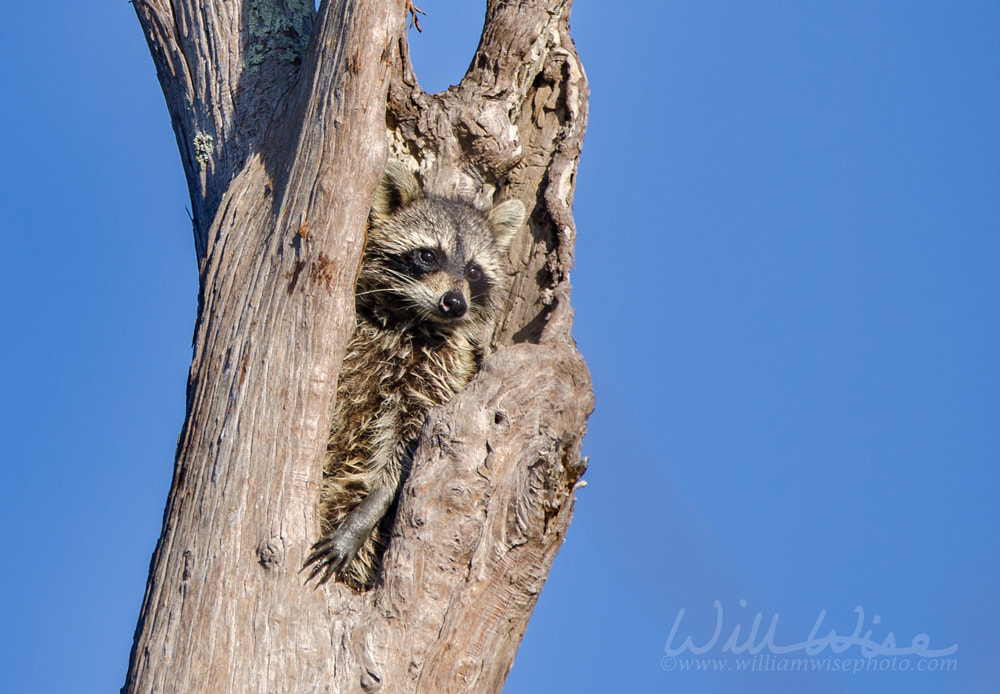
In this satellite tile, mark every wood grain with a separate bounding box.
[124,1,590,691]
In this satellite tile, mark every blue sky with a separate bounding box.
[2,2,997,692]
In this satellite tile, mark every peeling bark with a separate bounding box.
[124,1,591,692]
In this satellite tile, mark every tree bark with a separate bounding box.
[124,1,590,692]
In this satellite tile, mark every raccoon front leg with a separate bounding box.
[304,436,413,587]
[304,480,396,585]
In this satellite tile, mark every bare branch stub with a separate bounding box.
[406,0,426,32]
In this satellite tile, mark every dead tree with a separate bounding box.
[123,1,591,691]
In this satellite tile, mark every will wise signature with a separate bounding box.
[664,600,958,659]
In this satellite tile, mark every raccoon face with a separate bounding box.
[394,243,479,321]
[360,162,526,330]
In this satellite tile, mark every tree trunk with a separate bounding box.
[124,1,591,692]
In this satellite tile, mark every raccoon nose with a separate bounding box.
[438,291,467,318]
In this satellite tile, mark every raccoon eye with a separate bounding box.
[465,264,483,282]
[417,249,438,265]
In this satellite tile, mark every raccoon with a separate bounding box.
[304,161,526,590]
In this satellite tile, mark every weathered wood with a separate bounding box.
[125,1,591,692]
[133,0,316,259]
[378,343,591,692]
[124,1,403,690]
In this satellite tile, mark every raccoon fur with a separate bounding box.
[304,161,526,590]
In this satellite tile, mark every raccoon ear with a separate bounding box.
[371,160,422,217]
[487,199,526,252]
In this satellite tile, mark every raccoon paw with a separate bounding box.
[302,527,366,586]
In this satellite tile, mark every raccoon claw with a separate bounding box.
[302,531,361,585]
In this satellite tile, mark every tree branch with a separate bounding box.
[373,343,592,692]
[134,0,314,258]
[124,1,406,691]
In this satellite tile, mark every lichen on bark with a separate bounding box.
[246,0,313,70]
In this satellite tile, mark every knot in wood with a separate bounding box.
[256,538,284,569]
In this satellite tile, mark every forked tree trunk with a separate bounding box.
[124,1,591,692]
